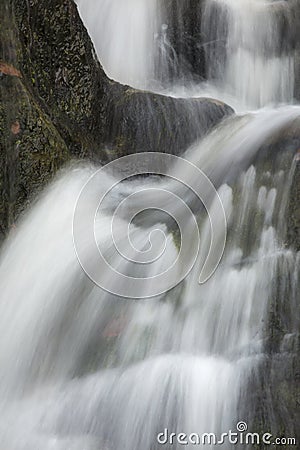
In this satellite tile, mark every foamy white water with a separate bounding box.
[76,0,161,89]
[0,0,299,448]
[203,0,295,108]
[0,106,299,447]
[76,0,296,109]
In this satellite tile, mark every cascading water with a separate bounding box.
[75,0,297,109]
[202,0,296,108]
[75,0,161,89]
[1,0,299,449]
[0,109,299,448]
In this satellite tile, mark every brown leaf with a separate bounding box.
[11,121,21,135]
[0,61,22,78]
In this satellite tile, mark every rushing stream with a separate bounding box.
[1,0,299,448]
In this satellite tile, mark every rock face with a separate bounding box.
[159,0,207,82]
[0,0,233,240]
[252,117,300,251]
[1,0,299,443]
[243,242,300,444]
[104,86,232,158]
[238,129,300,444]
[266,153,300,443]
[162,0,300,98]
[0,2,71,238]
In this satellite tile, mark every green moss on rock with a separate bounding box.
[0,72,70,238]
[1,0,234,240]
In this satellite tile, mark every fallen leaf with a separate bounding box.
[11,121,21,135]
[0,61,22,78]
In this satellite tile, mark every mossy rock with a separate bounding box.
[105,85,233,157]
[12,0,233,160]
[0,71,70,239]
[1,0,234,239]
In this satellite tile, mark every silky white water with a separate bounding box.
[1,0,300,449]
[76,0,297,109]
[76,0,161,89]
[202,0,295,108]
[0,108,299,448]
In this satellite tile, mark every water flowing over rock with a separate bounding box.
[0,0,300,448]
[0,0,232,239]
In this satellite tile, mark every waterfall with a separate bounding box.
[75,0,297,108]
[75,0,161,89]
[1,0,300,448]
[0,108,299,448]
[203,0,296,108]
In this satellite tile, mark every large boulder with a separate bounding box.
[104,85,232,157]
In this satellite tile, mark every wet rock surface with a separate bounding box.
[0,0,233,239]
[159,0,207,82]
[239,153,300,446]
[0,0,300,444]
[162,0,300,99]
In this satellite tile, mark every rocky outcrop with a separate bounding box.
[288,157,300,251]
[0,0,233,240]
[0,2,71,238]
[0,0,300,443]
[243,250,300,445]
[237,124,300,445]
[104,85,231,158]
[161,0,300,99]
[0,66,70,238]
[251,117,300,251]
[159,0,207,82]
